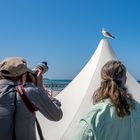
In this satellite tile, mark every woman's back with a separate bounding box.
[73,99,140,140]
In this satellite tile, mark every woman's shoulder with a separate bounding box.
[91,99,113,111]
[82,99,114,123]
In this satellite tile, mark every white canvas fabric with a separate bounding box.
[36,39,140,140]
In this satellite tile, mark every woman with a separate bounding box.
[73,60,140,140]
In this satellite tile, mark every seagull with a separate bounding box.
[102,28,115,39]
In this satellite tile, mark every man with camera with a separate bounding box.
[0,57,63,140]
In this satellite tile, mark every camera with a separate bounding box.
[32,61,48,75]
[26,61,48,83]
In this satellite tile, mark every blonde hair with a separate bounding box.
[93,60,134,117]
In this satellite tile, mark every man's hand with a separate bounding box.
[52,98,61,107]
[36,70,44,89]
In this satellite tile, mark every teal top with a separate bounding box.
[72,99,140,140]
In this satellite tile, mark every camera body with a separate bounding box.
[26,61,48,83]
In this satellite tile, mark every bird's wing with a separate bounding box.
[105,31,115,38]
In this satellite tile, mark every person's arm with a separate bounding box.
[25,70,63,121]
[72,119,94,140]
[26,85,63,121]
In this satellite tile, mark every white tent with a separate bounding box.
[37,39,140,140]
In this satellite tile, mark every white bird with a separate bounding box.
[102,28,115,39]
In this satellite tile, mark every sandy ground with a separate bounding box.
[45,88,61,98]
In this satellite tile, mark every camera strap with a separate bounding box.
[16,85,45,140]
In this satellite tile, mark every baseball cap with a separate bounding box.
[0,57,32,77]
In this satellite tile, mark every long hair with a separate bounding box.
[93,60,134,117]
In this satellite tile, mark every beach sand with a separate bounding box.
[45,88,61,98]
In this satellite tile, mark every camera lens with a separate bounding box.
[36,61,48,74]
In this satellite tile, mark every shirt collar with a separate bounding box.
[0,79,17,86]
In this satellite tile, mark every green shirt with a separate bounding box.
[72,99,140,140]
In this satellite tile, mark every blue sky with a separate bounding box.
[0,0,140,80]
